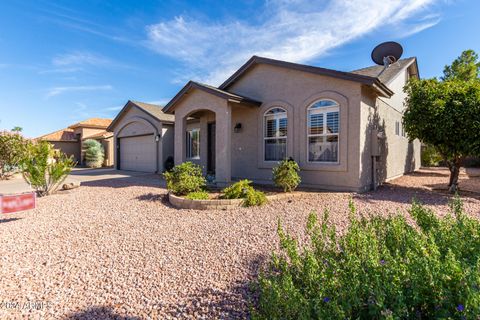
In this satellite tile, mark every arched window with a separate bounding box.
[307,100,339,163]
[264,107,287,161]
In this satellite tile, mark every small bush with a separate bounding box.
[164,156,174,172]
[222,179,267,207]
[185,191,209,200]
[22,141,75,196]
[272,158,301,192]
[253,197,480,319]
[83,139,104,168]
[0,131,31,180]
[421,144,443,167]
[163,162,206,196]
[244,188,267,207]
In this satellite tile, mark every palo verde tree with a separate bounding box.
[403,50,480,192]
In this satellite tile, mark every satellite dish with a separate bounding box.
[371,41,403,66]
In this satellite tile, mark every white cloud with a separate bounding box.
[52,51,111,67]
[145,0,440,85]
[46,85,113,98]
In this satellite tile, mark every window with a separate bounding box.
[186,129,200,159]
[307,100,339,163]
[395,121,400,136]
[264,107,287,161]
[401,123,406,137]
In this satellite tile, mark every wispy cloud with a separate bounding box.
[46,85,113,98]
[52,51,111,67]
[145,0,441,85]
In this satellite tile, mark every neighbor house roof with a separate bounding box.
[84,131,113,140]
[218,55,394,98]
[350,57,418,84]
[36,128,78,142]
[163,81,262,114]
[107,100,175,132]
[68,118,112,129]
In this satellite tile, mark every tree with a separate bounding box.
[83,139,104,168]
[0,131,31,180]
[442,50,480,82]
[403,50,480,192]
[11,126,23,132]
[22,141,75,196]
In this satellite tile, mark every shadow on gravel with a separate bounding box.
[65,306,141,320]
[0,217,22,224]
[136,193,163,202]
[80,176,165,189]
[165,254,267,319]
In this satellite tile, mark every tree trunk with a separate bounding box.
[447,157,462,193]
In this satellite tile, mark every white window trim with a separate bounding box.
[263,107,287,162]
[186,128,200,160]
[307,99,340,164]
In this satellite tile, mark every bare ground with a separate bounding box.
[0,168,479,319]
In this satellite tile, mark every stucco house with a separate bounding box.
[109,55,421,192]
[37,118,114,166]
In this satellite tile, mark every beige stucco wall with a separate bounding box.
[227,64,364,191]
[50,141,81,164]
[359,69,421,191]
[109,106,166,173]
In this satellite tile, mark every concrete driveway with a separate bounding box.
[0,168,159,194]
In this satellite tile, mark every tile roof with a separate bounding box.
[37,128,78,142]
[84,131,113,140]
[350,57,416,84]
[68,118,112,129]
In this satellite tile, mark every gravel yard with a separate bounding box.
[1,168,479,319]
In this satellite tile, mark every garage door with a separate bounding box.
[119,135,156,172]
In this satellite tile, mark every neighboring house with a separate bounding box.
[37,118,114,166]
[107,100,175,173]
[108,55,421,192]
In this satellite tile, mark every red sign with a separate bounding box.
[1,192,36,214]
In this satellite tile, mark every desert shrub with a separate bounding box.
[272,158,301,192]
[22,141,75,196]
[421,144,443,167]
[83,139,104,168]
[163,162,206,195]
[222,179,267,207]
[244,188,267,207]
[253,197,480,319]
[185,191,209,200]
[0,131,31,180]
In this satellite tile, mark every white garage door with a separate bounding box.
[119,135,156,172]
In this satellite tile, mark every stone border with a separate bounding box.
[168,192,298,210]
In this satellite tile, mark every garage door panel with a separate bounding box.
[119,135,156,172]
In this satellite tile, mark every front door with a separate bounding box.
[207,123,216,174]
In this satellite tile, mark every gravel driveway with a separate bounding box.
[1,168,479,319]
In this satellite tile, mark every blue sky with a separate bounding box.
[0,0,478,138]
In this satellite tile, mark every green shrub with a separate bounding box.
[83,139,104,168]
[253,197,480,319]
[421,144,443,167]
[0,131,31,180]
[185,191,209,200]
[244,188,267,207]
[22,141,75,196]
[272,159,301,192]
[163,162,206,196]
[222,179,267,207]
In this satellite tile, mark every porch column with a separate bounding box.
[174,114,187,165]
[199,117,209,175]
[215,104,232,185]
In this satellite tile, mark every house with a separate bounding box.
[107,100,175,172]
[109,55,421,192]
[37,118,114,166]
